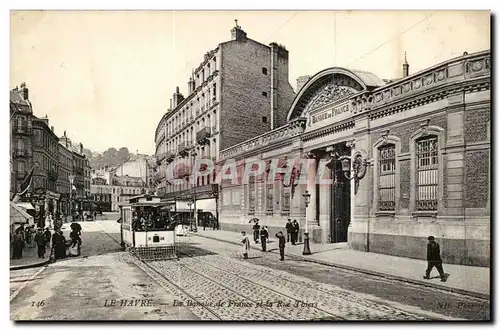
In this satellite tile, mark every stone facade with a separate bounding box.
[218,50,491,267]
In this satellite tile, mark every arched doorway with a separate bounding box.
[328,142,351,243]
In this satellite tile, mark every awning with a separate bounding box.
[10,202,34,226]
[196,198,216,212]
[175,201,192,212]
[16,202,34,211]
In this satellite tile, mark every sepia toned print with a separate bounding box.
[10,10,490,321]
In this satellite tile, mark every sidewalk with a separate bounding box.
[10,245,50,270]
[193,229,490,299]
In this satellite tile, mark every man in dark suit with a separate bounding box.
[285,219,293,243]
[424,236,446,282]
[275,231,286,261]
[291,220,300,245]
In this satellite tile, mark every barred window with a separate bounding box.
[248,181,256,215]
[266,184,274,215]
[416,136,438,211]
[378,144,396,211]
[281,190,290,216]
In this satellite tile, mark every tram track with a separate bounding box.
[98,224,459,320]
[175,249,344,320]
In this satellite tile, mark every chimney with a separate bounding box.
[231,19,247,41]
[51,126,54,132]
[80,143,83,154]
[172,86,184,108]
[403,52,409,78]
[169,99,172,109]
[296,75,311,92]
[188,77,194,94]
[19,82,28,100]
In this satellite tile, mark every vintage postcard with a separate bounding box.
[9,10,491,321]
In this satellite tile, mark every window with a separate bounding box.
[266,184,274,214]
[378,144,396,211]
[262,116,268,124]
[262,67,268,75]
[416,136,438,211]
[282,190,290,216]
[262,91,268,97]
[248,181,256,215]
[17,161,25,175]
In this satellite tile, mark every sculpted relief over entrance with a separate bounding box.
[305,84,356,112]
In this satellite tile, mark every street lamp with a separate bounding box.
[69,174,75,222]
[186,199,193,231]
[302,190,312,255]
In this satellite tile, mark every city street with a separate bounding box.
[10,220,490,321]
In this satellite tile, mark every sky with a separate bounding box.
[10,10,490,155]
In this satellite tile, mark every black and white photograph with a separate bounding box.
[8,9,491,321]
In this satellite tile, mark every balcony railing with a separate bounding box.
[13,124,32,135]
[13,148,29,157]
[166,150,176,163]
[196,126,212,145]
[16,171,27,179]
[178,142,190,157]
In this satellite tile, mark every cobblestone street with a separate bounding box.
[10,221,489,320]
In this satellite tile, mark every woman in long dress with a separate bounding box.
[241,231,250,259]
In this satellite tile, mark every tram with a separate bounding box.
[119,194,179,260]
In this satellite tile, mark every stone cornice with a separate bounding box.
[351,50,490,116]
[220,118,307,160]
[302,120,355,142]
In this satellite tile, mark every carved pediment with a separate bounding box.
[304,83,356,113]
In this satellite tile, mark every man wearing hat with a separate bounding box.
[34,227,47,258]
[424,236,446,282]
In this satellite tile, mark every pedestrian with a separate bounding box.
[285,219,293,243]
[44,228,52,249]
[69,228,82,256]
[203,216,207,231]
[34,228,46,258]
[212,217,217,230]
[292,219,300,245]
[424,236,447,282]
[52,229,67,260]
[275,231,286,261]
[11,229,25,259]
[24,225,32,247]
[241,231,250,259]
[252,220,260,244]
[260,226,269,252]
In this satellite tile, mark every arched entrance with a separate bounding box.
[327,142,351,243]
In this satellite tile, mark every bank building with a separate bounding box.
[217,50,490,267]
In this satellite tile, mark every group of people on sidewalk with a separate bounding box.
[241,219,296,262]
[241,219,448,282]
[11,223,83,262]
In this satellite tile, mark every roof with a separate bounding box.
[350,69,386,87]
[9,90,30,106]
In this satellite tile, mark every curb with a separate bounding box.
[192,233,490,301]
[10,258,51,271]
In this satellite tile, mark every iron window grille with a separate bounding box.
[281,190,290,216]
[416,136,438,211]
[378,144,396,211]
[266,184,274,215]
[248,182,256,215]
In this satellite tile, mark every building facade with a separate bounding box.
[32,116,61,217]
[57,132,73,214]
[218,50,491,267]
[10,83,92,224]
[91,175,145,212]
[10,83,34,199]
[153,23,295,211]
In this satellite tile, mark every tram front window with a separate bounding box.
[132,210,177,231]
